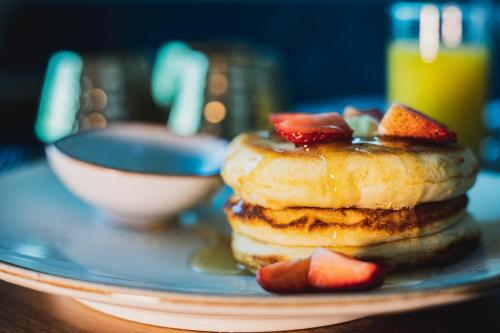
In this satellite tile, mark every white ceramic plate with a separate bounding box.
[1,163,500,332]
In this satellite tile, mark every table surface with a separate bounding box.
[1,281,499,333]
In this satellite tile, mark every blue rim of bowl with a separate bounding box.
[49,123,227,178]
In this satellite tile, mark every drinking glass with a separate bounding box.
[151,41,288,139]
[35,51,158,143]
[36,43,288,143]
[387,2,490,152]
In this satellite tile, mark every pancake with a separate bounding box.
[221,132,479,210]
[225,195,468,247]
[232,214,479,271]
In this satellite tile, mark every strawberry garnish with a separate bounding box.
[308,248,384,291]
[272,112,353,145]
[378,103,457,143]
[269,113,308,126]
[343,106,383,121]
[256,257,311,294]
[256,249,385,294]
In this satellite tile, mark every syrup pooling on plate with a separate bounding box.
[191,235,247,275]
[190,226,249,275]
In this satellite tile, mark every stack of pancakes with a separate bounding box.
[221,132,479,271]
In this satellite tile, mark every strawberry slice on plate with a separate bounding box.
[378,103,457,143]
[343,106,384,121]
[256,248,385,294]
[307,248,384,291]
[272,112,353,145]
[256,257,311,294]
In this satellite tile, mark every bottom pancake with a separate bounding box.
[232,214,479,271]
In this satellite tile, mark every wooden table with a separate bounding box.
[1,281,499,333]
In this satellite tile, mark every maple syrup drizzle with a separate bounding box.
[190,227,249,275]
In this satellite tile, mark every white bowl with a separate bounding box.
[46,123,227,228]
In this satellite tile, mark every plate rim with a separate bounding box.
[2,258,500,308]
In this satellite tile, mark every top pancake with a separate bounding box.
[221,131,479,210]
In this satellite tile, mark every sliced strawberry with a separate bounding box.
[378,103,457,143]
[256,257,311,293]
[343,106,384,121]
[256,249,385,294]
[273,112,353,145]
[269,113,308,126]
[308,248,384,291]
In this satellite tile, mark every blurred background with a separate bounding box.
[1,0,500,169]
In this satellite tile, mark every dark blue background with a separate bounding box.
[0,0,497,145]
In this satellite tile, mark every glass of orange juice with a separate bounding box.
[387,3,490,152]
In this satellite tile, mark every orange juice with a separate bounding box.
[387,41,489,152]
